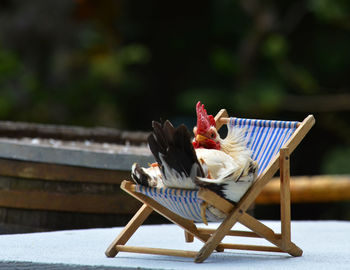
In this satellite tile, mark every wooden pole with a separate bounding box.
[219,243,283,253]
[214,109,229,131]
[184,230,194,243]
[115,245,198,258]
[256,175,350,204]
[280,147,291,250]
[197,228,274,238]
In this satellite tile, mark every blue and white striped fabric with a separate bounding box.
[228,117,299,175]
[135,185,222,222]
[135,117,299,222]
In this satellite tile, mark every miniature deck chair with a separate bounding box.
[105,110,315,263]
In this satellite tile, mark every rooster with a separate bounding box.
[131,102,258,222]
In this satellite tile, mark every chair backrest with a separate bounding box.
[228,117,299,176]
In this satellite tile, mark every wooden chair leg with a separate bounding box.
[195,207,243,263]
[121,182,210,243]
[105,204,153,257]
[185,228,225,253]
[280,147,291,250]
[185,230,194,242]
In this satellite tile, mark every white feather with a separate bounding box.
[195,148,240,180]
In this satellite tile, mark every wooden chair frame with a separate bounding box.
[105,110,315,263]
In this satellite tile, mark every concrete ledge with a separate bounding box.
[0,139,153,170]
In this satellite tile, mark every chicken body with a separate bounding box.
[132,120,258,203]
[193,124,258,203]
[131,118,257,223]
[133,141,243,190]
[130,101,260,223]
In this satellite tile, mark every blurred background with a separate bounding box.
[0,0,350,229]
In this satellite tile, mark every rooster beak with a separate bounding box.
[195,134,207,143]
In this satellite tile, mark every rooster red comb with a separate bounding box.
[196,101,216,134]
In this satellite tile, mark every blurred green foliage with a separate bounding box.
[309,0,350,23]
[322,147,350,174]
[0,0,350,175]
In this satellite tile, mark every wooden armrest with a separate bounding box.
[198,188,234,214]
[121,180,136,192]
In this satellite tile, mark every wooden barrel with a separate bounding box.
[0,121,164,234]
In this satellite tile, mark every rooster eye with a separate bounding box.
[210,132,215,138]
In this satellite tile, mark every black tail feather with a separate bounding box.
[147,120,205,182]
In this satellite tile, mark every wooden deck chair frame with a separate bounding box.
[105,110,315,263]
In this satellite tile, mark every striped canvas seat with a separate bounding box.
[135,185,221,222]
[135,117,300,222]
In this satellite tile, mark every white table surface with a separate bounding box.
[0,221,349,269]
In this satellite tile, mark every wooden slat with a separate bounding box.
[257,175,350,204]
[284,115,315,153]
[214,109,228,131]
[280,147,291,249]
[197,228,267,238]
[0,158,128,184]
[184,230,194,242]
[0,189,140,214]
[239,213,277,242]
[219,243,283,253]
[195,206,245,262]
[115,245,198,258]
[198,188,234,214]
[105,204,153,257]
